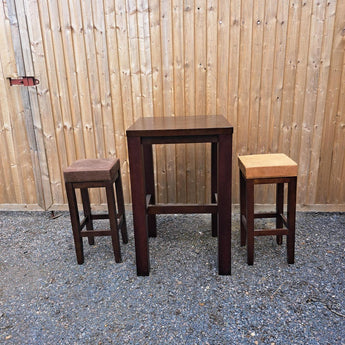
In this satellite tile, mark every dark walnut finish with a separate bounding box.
[64,158,128,264]
[126,115,233,276]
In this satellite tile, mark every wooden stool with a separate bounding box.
[238,154,297,265]
[64,158,128,264]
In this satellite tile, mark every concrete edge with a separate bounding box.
[0,203,344,213]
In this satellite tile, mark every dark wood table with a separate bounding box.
[126,115,233,275]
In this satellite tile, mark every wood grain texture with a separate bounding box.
[0,0,344,208]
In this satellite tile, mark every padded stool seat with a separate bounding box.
[64,158,128,264]
[64,159,120,183]
[238,153,297,265]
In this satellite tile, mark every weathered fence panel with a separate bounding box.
[0,0,344,210]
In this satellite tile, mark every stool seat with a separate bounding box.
[238,153,298,179]
[64,158,128,264]
[64,158,120,183]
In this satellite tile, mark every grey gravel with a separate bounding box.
[0,211,344,344]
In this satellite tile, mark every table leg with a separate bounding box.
[211,142,218,237]
[217,134,232,275]
[127,136,150,276]
[143,144,157,237]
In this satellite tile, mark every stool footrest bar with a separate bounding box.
[254,212,278,219]
[254,228,289,236]
[91,214,109,220]
[81,229,113,237]
[147,203,217,214]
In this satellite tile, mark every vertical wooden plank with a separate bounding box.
[278,0,301,154]
[40,0,75,166]
[248,0,265,203]
[149,0,164,119]
[268,0,289,154]
[316,0,345,203]
[0,5,19,202]
[339,53,345,204]
[0,128,10,203]
[195,0,207,116]
[184,0,195,117]
[115,0,134,127]
[91,0,114,205]
[236,0,253,209]
[68,0,101,205]
[228,0,241,204]
[298,0,326,204]
[172,0,185,117]
[260,0,288,205]
[184,0,196,203]
[137,0,154,118]
[148,0,166,203]
[248,0,264,154]
[195,0,207,203]
[206,0,217,116]
[328,41,345,203]
[69,0,97,160]
[290,0,313,161]
[204,0,218,202]
[216,0,230,118]
[307,0,337,204]
[126,0,143,122]
[338,51,345,204]
[257,0,278,154]
[92,0,114,158]
[57,0,86,162]
[37,0,70,203]
[0,96,15,203]
[161,0,176,203]
[237,0,253,155]
[23,0,63,205]
[8,0,52,208]
[80,1,105,159]
[104,0,131,203]
[172,0,186,203]
[5,0,40,205]
[266,0,289,204]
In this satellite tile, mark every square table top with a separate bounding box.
[126,115,233,137]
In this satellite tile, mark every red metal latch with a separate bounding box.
[8,77,39,86]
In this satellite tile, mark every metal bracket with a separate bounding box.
[8,76,39,86]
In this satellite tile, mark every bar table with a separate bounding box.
[126,115,233,275]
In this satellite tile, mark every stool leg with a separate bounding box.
[240,170,246,247]
[276,183,284,245]
[81,188,95,245]
[115,170,128,244]
[106,182,122,263]
[287,177,297,264]
[246,179,255,265]
[65,182,84,264]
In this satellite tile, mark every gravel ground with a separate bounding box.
[0,211,344,345]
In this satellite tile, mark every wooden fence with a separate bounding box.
[0,0,344,211]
